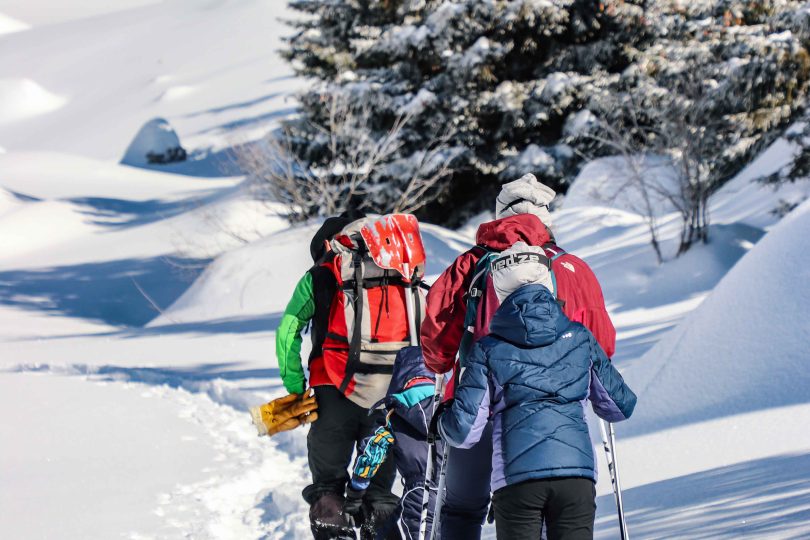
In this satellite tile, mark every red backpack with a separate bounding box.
[322,216,427,408]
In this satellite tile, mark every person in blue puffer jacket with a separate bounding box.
[438,244,637,540]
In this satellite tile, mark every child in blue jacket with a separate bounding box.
[438,245,637,540]
[344,346,444,539]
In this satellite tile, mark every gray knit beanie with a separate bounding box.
[495,173,556,227]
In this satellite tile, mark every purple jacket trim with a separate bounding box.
[459,384,490,449]
[589,369,627,422]
[491,414,507,491]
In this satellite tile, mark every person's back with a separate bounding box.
[442,284,634,484]
[422,174,615,379]
[420,174,618,539]
[439,283,636,539]
[276,214,403,540]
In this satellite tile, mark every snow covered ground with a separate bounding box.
[2,2,810,539]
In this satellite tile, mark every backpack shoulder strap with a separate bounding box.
[340,244,366,393]
[542,242,566,261]
[542,242,567,307]
[467,246,498,300]
[457,246,500,364]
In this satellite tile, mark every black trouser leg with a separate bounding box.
[304,386,360,504]
[492,478,595,540]
[440,421,493,540]
[544,478,595,540]
[304,386,361,539]
[303,386,400,540]
[390,417,439,540]
[492,479,547,540]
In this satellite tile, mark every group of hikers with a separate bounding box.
[266,173,637,540]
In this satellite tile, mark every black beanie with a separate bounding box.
[309,216,353,262]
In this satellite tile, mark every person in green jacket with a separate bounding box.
[275,215,401,540]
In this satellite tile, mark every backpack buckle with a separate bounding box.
[469,288,482,298]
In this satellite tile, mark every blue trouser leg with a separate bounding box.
[440,421,493,540]
[390,416,441,540]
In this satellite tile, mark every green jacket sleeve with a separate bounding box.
[276,272,316,395]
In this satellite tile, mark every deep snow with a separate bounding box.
[0,78,66,123]
[1,1,809,539]
[0,12,28,35]
[626,198,810,434]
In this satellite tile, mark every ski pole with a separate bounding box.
[428,436,450,540]
[418,373,444,540]
[599,419,629,540]
[608,422,629,540]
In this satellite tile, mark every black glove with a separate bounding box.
[428,398,455,442]
[342,486,364,520]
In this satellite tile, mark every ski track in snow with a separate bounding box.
[7,362,312,540]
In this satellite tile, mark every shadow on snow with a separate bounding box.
[0,256,207,327]
[69,197,197,228]
[9,361,283,412]
[596,453,810,539]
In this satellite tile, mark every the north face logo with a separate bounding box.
[561,262,575,273]
[562,332,573,339]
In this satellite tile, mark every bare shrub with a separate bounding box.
[237,91,457,221]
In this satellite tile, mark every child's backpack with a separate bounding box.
[458,242,567,365]
[348,347,441,488]
[322,216,427,408]
[377,345,440,434]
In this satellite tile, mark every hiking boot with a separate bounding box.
[310,492,357,540]
[359,506,402,540]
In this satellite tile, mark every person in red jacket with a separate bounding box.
[420,173,616,540]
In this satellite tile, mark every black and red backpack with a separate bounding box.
[321,216,427,408]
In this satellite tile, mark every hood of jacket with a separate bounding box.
[475,214,552,251]
[489,284,570,347]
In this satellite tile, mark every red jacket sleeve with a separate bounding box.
[553,253,616,358]
[420,249,479,373]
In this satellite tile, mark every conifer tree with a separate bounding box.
[274,0,809,229]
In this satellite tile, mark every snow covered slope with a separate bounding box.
[557,136,810,539]
[0,78,66,123]
[628,198,810,434]
[0,1,162,26]
[0,0,300,161]
[564,155,681,217]
[589,200,810,539]
[0,12,28,35]
[1,0,809,538]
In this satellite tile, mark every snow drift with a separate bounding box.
[0,78,66,124]
[152,225,321,324]
[152,220,474,325]
[0,13,28,35]
[0,188,22,218]
[626,199,810,435]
